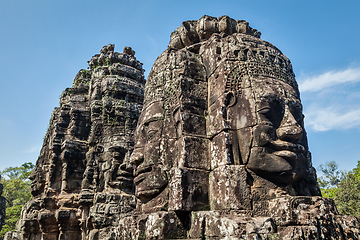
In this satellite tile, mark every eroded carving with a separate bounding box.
[123,15,359,239]
[4,44,144,240]
[4,16,360,240]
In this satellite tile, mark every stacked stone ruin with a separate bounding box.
[4,16,360,239]
[4,44,144,240]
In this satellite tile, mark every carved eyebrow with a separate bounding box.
[142,113,164,126]
[143,117,164,126]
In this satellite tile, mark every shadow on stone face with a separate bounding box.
[119,15,359,239]
[4,16,360,240]
[130,15,321,216]
[4,44,144,240]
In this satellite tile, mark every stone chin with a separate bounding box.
[133,165,168,202]
[247,146,307,184]
[135,188,163,201]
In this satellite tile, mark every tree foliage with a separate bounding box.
[0,205,22,237]
[0,162,34,207]
[334,161,360,217]
[318,160,360,217]
[0,162,34,238]
[318,161,346,189]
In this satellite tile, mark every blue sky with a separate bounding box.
[1,0,359,174]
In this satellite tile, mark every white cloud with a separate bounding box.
[299,67,360,92]
[305,107,360,132]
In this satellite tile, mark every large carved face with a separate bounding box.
[130,101,168,202]
[229,77,308,184]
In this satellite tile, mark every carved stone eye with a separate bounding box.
[258,106,270,115]
[94,145,104,153]
[147,130,157,141]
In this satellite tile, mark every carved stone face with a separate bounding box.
[229,77,308,184]
[29,165,45,197]
[106,145,134,192]
[130,101,168,202]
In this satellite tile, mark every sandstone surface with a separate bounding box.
[4,44,144,240]
[4,16,360,239]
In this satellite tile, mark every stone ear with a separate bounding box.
[173,107,182,138]
[224,91,236,108]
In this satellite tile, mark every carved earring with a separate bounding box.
[223,91,237,121]
[224,91,237,107]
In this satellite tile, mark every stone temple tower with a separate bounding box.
[4,44,145,240]
[4,16,360,240]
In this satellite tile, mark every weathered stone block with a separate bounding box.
[180,59,206,81]
[292,197,339,226]
[178,136,210,170]
[210,131,231,169]
[253,196,343,228]
[204,214,275,238]
[181,112,206,136]
[207,63,231,101]
[335,215,360,239]
[279,225,319,239]
[226,88,257,130]
[108,64,144,82]
[209,165,251,211]
[253,197,294,226]
[207,97,226,137]
[117,212,187,239]
[180,77,207,114]
[3,232,20,240]
[218,15,237,35]
[169,168,209,211]
[187,211,209,238]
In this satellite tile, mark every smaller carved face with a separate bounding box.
[29,167,45,196]
[107,146,134,192]
[130,102,168,202]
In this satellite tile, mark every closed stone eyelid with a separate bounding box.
[147,129,158,140]
[257,106,271,112]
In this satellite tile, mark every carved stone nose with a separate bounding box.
[129,148,144,167]
[276,106,303,142]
